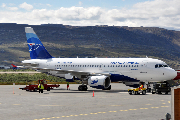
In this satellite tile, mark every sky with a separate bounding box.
[0,0,180,30]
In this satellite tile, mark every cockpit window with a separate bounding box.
[155,64,169,68]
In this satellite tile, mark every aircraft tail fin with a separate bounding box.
[25,27,53,59]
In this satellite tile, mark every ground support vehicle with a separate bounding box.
[151,80,178,94]
[19,80,60,92]
[128,88,146,95]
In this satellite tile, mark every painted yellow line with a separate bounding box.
[34,119,38,120]
[129,109,137,110]
[140,108,148,109]
[74,115,78,116]
[111,105,121,106]
[0,103,1,104]
[66,116,69,117]
[84,114,88,115]
[51,117,55,118]
[46,118,51,119]
[161,106,169,107]
[39,105,62,106]
[62,116,65,117]
[42,118,46,119]
[109,111,117,112]
[161,100,164,101]
[56,117,60,118]
[120,110,128,111]
[70,115,74,116]
[168,101,170,103]
[145,104,151,105]
[162,103,166,104]
[13,104,20,105]
[80,114,84,115]
[151,107,159,108]
[102,112,106,113]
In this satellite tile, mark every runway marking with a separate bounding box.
[145,104,152,105]
[129,109,137,110]
[151,107,159,108]
[161,106,169,107]
[109,111,117,112]
[111,105,121,106]
[140,108,148,109]
[90,113,98,114]
[168,101,170,103]
[120,110,128,111]
[13,104,20,105]
[39,105,62,106]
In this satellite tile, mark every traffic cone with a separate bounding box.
[92,91,94,97]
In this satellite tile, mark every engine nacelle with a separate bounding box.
[88,76,111,89]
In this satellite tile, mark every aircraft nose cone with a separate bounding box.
[170,69,177,80]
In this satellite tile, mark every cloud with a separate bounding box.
[7,7,18,11]
[0,0,180,30]
[79,1,83,6]
[1,3,6,8]
[19,2,33,11]
[46,4,51,7]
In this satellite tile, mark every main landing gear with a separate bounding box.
[78,80,88,91]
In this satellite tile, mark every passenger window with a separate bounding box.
[129,65,130,67]
[159,64,163,67]
[113,65,114,67]
[104,65,105,67]
[132,65,133,67]
[85,65,86,67]
[155,65,158,68]
[137,65,138,67]
[90,65,91,67]
[134,65,136,67]
[108,65,109,67]
[100,65,101,67]
[126,65,127,67]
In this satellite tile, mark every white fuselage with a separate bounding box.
[22,57,177,82]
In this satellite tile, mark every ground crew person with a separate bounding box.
[139,83,143,90]
[67,82,69,90]
[38,82,44,93]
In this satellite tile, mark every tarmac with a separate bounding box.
[0,83,171,120]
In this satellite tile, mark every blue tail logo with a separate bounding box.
[25,27,53,59]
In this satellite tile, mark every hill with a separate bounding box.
[0,23,180,69]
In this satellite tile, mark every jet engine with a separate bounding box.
[88,76,111,89]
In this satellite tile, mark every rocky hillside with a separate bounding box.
[0,23,180,69]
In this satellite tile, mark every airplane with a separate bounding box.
[22,27,177,91]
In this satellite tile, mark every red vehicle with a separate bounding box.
[19,80,60,92]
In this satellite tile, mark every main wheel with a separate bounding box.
[47,87,50,91]
[135,91,138,95]
[142,90,146,95]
